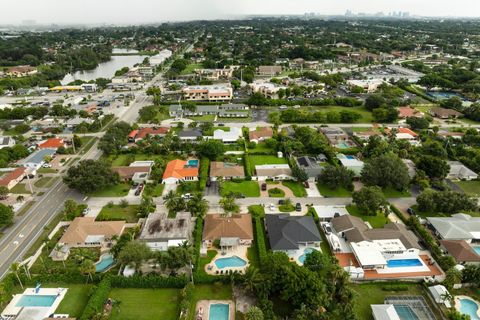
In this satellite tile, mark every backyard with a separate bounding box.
[97,204,141,223]
[144,183,165,197]
[188,284,233,320]
[347,205,388,228]
[220,180,260,197]
[110,288,180,320]
[56,284,93,318]
[455,180,480,196]
[248,155,288,167]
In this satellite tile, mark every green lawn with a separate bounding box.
[314,106,373,123]
[220,181,260,197]
[249,141,275,154]
[279,204,295,212]
[188,284,233,320]
[10,183,32,194]
[109,154,163,166]
[110,288,180,320]
[89,183,131,197]
[187,114,216,122]
[268,187,285,198]
[34,177,55,188]
[352,283,429,320]
[282,181,307,197]
[97,204,140,223]
[181,63,203,75]
[382,187,411,198]
[37,168,57,174]
[347,205,388,228]
[177,181,200,194]
[143,183,164,197]
[317,183,352,197]
[56,284,93,318]
[249,155,288,167]
[455,180,480,196]
[196,249,216,278]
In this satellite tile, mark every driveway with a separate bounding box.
[259,182,294,198]
[162,183,177,197]
[205,181,219,197]
[306,183,322,197]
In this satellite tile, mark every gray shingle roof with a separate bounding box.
[265,214,321,251]
[20,148,56,165]
[428,214,480,240]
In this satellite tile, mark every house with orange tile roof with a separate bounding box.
[162,159,199,184]
[249,127,273,143]
[128,127,169,142]
[0,167,26,190]
[385,127,418,141]
[38,138,66,150]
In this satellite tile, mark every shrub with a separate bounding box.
[254,217,267,264]
[109,275,187,288]
[80,277,111,320]
[198,157,209,191]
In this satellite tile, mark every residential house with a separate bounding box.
[312,205,349,221]
[255,164,293,181]
[371,304,401,320]
[440,240,480,265]
[183,105,219,117]
[182,85,233,102]
[257,65,282,76]
[265,214,321,256]
[213,127,242,143]
[18,148,56,170]
[0,136,15,149]
[437,131,465,140]
[430,107,463,119]
[128,127,169,142]
[397,106,424,119]
[295,156,326,181]
[38,138,66,150]
[195,68,234,80]
[162,159,199,184]
[427,214,480,242]
[447,161,478,180]
[385,127,418,141]
[321,127,351,146]
[336,154,364,177]
[221,103,248,111]
[249,127,273,143]
[139,212,192,251]
[0,167,27,190]
[178,129,203,142]
[202,213,253,249]
[218,109,249,118]
[58,217,125,248]
[353,129,382,141]
[112,164,151,185]
[210,162,245,181]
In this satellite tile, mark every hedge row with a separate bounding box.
[254,217,268,265]
[110,275,187,288]
[198,157,210,191]
[244,153,253,178]
[80,277,111,320]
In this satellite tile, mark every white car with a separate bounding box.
[42,163,52,168]
[269,204,276,211]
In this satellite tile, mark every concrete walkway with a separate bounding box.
[306,183,322,197]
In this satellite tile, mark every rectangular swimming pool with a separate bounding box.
[209,303,229,320]
[387,259,423,268]
[473,246,480,256]
[16,295,57,307]
[187,159,199,167]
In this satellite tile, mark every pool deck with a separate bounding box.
[196,300,235,320]
[336,253,443,280]
[1,287,67,320]
[288,245,322,266]
[205,246,249,275]
[455,296,480,319]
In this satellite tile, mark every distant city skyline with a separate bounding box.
[3,0,480,25]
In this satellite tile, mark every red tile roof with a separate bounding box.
[0,167,26,186]
[136,127,169,140]
[162,159,198,180]
[398,106,423,118]
[39,138,64,149]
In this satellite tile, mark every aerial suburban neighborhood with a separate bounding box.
[2,2,480,320]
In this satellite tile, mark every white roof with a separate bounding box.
[213,127,242,142]
[371,305,401,320]
[427,213,480,240]
[255,164,290,170]
[351,241,387,267]
[313,205,348,219]
[130,160,154,167]
[372,239,406,252]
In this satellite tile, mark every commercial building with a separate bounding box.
[182,85,233,102]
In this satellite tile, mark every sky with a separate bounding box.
[4,0,480,25]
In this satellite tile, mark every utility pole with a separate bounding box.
[25,170,33,194]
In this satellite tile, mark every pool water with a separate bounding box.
[394,305,419,320]
[214,256,247,269]
[187,159,199,167]
[473,246,480,256]
[337,142,351,149]
[16,295,56,307]
[298,248,317,264]
[387,259,423,268]
[209,303,229,320]
[459,298,480,320]
[95,254,115,272]
[345,155,356,159]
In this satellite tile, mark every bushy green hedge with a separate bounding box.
[254,217,267,265]
[110,275,187,288]
[178,283,195,320]
[193,217,203,270]
[80,277,111,320]
[308,206,319,223]
[199,157,210,191]
[244,153,253,178]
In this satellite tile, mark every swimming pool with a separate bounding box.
[16,295,57,307]
[459,298,480,320]
[214,256,247,269]
[394,305,419,320]
[209,303,229,320]
[95,254,115,272]
[387,259,423,268]
[187,159,199,167]
[345,155,356,159]
[336,142,352,149]
[298,248,317,264]
[473,246,480,256]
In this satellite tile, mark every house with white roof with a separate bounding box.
[447,161,478,181]
[371,304,401,320]
[213,127,242,143]
[255,164,293,181]
[336,154,364,177]
[427,213,480,243]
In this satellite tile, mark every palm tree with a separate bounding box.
[245,306,264,320]
[10,262,23,289]
[243,267,262,294]
[79,259,95,283]
[163,190,179,212]
[219,196,239,216]
[187,193,209,217]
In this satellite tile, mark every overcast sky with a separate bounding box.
[4,0,480,25]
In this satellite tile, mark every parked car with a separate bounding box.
[323,223,332,235]
[42,163,52,168]
[278,199,285,205]
[82,208,91,216]
[295,203,302,212]
[304,181,310,188]
[269,203,276,211]
[261,183,267,191]
[206,178,211,187]
[135,184,144,196]
[217,123,225,127]
[407,207,415,216]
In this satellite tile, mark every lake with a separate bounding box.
[61,54,146,85]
